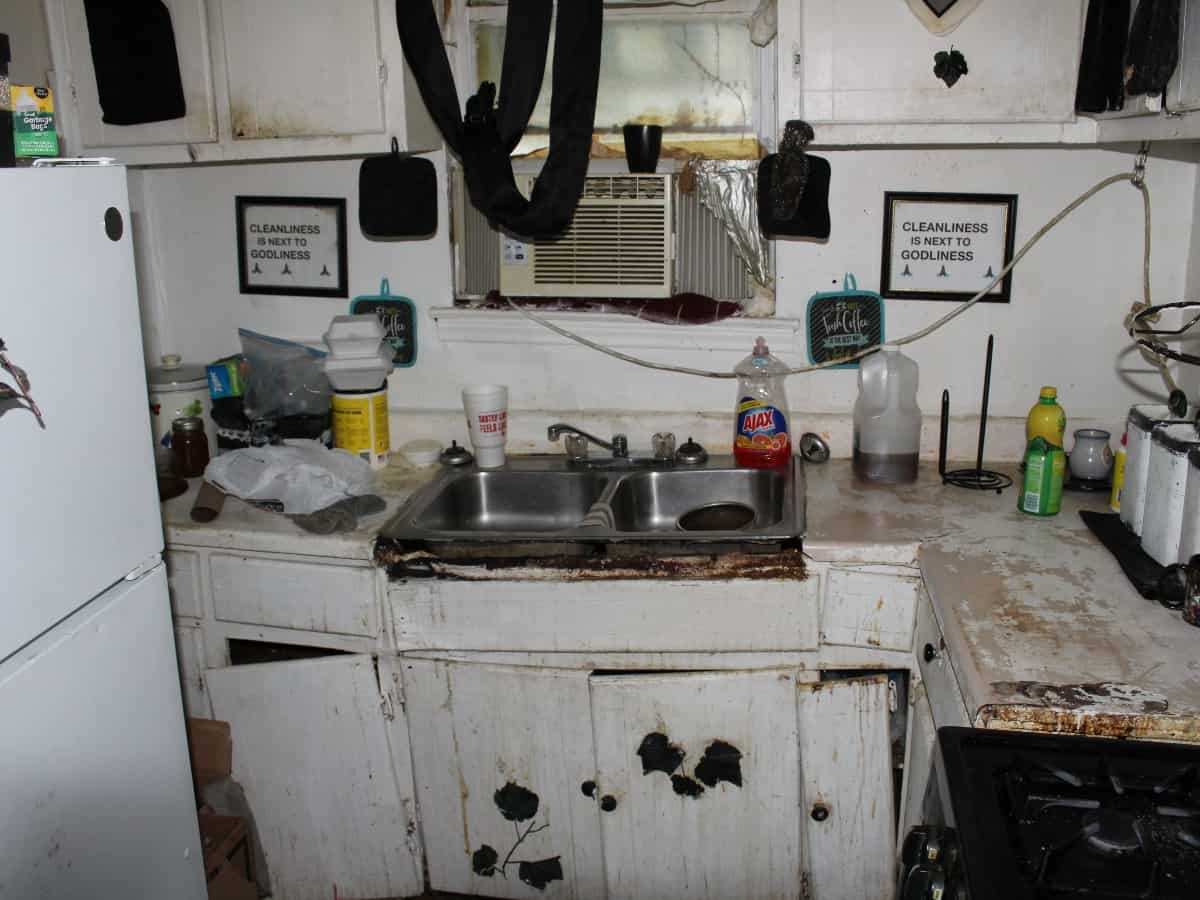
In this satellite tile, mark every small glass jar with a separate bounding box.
[171,416,210,478]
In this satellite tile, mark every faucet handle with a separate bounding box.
[652,432,676,461]
[611,434,629,458]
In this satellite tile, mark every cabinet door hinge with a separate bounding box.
[800,870,811,899]
[379,61,389,87]
[888,679,899,713]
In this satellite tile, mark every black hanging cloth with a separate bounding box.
[83,0,187,125]
[396,0,603,240]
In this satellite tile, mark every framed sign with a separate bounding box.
[880,192,1017,303]
[236,196,348,297]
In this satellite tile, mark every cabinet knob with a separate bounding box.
[581,780,597,798]
[600,795,618,812]
[923,642,938,663]
[810,803,830,822]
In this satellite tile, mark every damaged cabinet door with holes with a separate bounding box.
[206,653,422,900]
[403,658,605,898]
[797,675,896,899]
[590,669,803,900]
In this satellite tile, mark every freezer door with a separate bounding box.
[0,564,205,900]
[0,165,164,661]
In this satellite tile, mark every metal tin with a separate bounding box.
[1121,404,1189,536]
[1142,423,1200,566]
[1178,447,1200,565]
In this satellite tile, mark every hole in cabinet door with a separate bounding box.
[227,638,351,666]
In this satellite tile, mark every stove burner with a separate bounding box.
[1082,810,1143,857]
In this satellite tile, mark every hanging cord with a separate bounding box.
[505,161,1158,382]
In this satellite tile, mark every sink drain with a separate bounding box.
[677,502,755,532]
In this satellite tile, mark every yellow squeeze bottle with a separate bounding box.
[1026,386,1066,447]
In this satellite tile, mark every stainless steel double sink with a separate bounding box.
[381,455,806,544]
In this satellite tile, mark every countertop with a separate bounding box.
[163,457,1200,740]
[805,463,1200,740]
[161,461,437,561]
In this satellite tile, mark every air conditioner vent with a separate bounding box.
[581,176,667,200]
[501,174,673,298]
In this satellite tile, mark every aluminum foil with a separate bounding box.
[689,159,770,287]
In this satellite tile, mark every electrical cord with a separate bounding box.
[505,164,1166,385]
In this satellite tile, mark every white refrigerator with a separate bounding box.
[0,162,206,898]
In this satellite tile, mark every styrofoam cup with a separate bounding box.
[462,385,508,468]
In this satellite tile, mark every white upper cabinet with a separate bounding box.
[44,0,440,164]
[781,0,1094,144]
[48,0,218,150]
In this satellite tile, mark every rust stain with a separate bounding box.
[377,545,807,583]
[978,704,1200,743]
[990,681,1168,714]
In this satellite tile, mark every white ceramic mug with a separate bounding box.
[462,385,508,468]
[1069,428,1114,482]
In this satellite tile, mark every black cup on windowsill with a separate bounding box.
[623,124,663,173]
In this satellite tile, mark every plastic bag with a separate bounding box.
[203,440,374,514]
[238,329,330,421]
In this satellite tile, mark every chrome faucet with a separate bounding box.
[547,423,628,458]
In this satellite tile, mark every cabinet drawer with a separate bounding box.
[822,568,918,650]
[915,584,970,728]
[211,554,379,638]
[391,577,820,652]
[165,549,204,619]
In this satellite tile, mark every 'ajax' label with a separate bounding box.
[735,398,789,451]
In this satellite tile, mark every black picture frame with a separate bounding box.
[880,191,1017,303]
[236,196,348,298]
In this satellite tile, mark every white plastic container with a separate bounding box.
[1178,447,1200,564]
[323,344,394,392]
[147,354,217,467]
[323,314,385,358]
[1121,404,1188,536]
[1141,423,1200,566]
[853,345,921,484]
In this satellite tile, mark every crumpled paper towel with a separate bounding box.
[204,440,374,515]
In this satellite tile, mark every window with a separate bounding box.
[466,1,766,157]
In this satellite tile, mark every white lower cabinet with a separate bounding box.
[591,669,802,900]
[403,657,894,900]
[206,653,422,900]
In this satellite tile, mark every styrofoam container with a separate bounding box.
[323,314,385,358]
[324,344,393,391]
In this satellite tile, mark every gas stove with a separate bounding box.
[936,727,1200,899]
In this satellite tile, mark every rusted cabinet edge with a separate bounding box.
[976,706,1200,742]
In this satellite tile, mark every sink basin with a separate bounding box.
[383,454,804,544]
[608,468,786,532]
[413,471,607,532]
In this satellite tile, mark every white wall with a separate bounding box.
[131,146,1196,449]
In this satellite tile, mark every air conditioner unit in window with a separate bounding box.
[498,174,673,298]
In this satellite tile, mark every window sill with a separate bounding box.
[430,307,802,354]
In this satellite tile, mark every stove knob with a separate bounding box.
[923,643,939,662]
[901,863,946,900]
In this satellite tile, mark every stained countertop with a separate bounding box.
[162,456,1200,739]
[805,462,1200,740]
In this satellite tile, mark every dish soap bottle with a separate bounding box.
[734,337,791,468]
[1026,386,1066,446]
[853,345,921,483]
